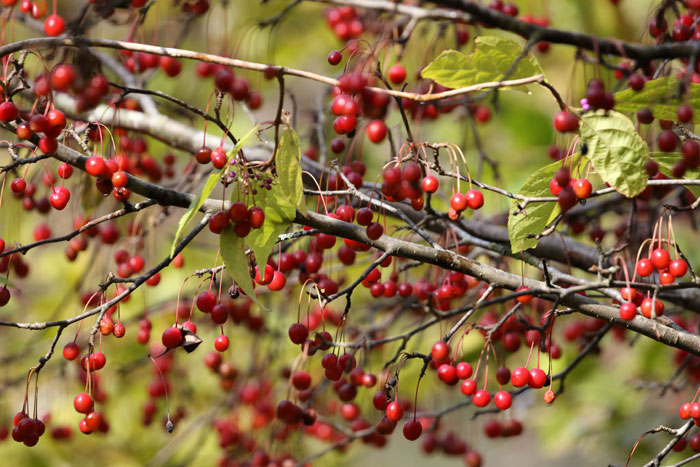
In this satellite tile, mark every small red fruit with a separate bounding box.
[385,401,404,421]
[493,391,512,410]
[465,189,484,210]
[431,341,449,361]
[573,179,592,199]
[43,14,65,36]
[366,120,387,143]
[450,193,468,212]
[472,389,491,407]
[73,393,94,414]
[161,327,183,348]
[619,302,637,320]
[651,248,670,270]
[553,111,579,133]
[636,258,653,277]
[388,63,406,84]
[670,259,688,278]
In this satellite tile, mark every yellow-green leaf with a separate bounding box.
[220,226,265,309]
[580,110,649,198]
[421,36,543,91]
[508,160,560,253]
[276,126,306,215]
[248,183,295,282]
[0,276,17,289]
[614,76,700,124]
[652,152,700,197]
[170,126,257,257]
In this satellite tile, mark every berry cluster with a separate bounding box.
[196,64,262,109]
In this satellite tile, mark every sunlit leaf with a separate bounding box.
[580,110,648,197]
[219,226,265,309]
[508,160,561,253]
[614,76,700,124]
[421,36,543,91]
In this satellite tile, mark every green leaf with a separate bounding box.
[652,152,700,197]
[248,183,295,283]
[614,76,700,124]
[508,160,560,253]
[0,275,17,289]
[219,226,265,309]
[421,36,543,91]
[170,126,257,257]
[276,126,306,215]
[580,110,649,197]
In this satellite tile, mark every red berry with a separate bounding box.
[636,258,653,277]
[510,367,529,387]
[403,419,422,440]
[459,379,476,396]
[573,179,592,199]
[431,341,449,361]
[456,362,473,379]
[366,120,387,143]
[51,64,75,90]
[10,178,26,194]
[657,130,678,152]
[73,393,94,414]
[640,298,664,318]
[63,342,79,360]
[670,259,688,278]
[196,291,216,313]
[288,323,308,345]
[85,157,107,178]
[366,222,384,240]
[620,287,637,301]
[619,302,637,320]
[248,207,265,229]
[515,285,532,304]
[690,433,700,451]
[386,401,404,421]
[680,402,692,419]
[628,73,645,91]
[553,111,579,133]
[549,177,562,195]
[472,389,491,407]
[47,109,66,129]
[493,391,512,410]
[214,335,229,352]
[268,271,287,291]
[678,104,693,123]
[437,364,457,384]
[195,147,212,164]
[651,248,670,270]
[388,64,406,84]
[161,327,183,348]
[402,162,422,183]
[528,368,547,388]
[327,50,342,66]
[422,176,439,193]
[211,148,227,169]
[690,402,700,419]
[43,14,65,36]
[57,163,73,179]
[465,189,484,209]
[0,101,18,122]
[450,193,468,211]
[254,264,274,285]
